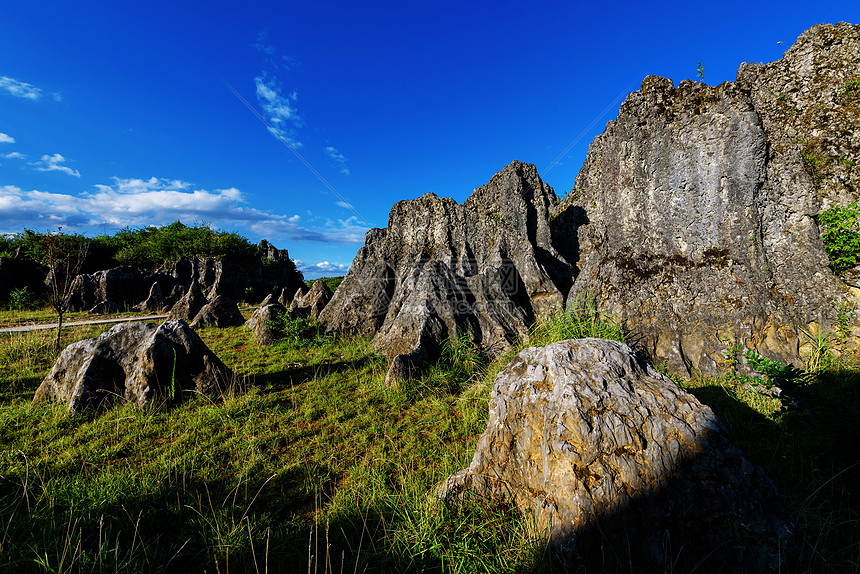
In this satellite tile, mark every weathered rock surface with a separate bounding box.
[32,320,235,412]
[441,338,794,572]
[554,22,860,375]
[134,281,170,313]
[168,283,207,323]
[67,266,145,312]
[320,161,572,379]
[290,280,333,319]
[189,295,245,329]
[245,300,288,345]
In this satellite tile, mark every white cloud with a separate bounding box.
[2,152,25,159]
[292,259,350,277]
[255,75,303,147]
[34,153,80,177]
[0,76,42,100]
[325,146,351,175]
[0,177,368,246]
[0,133,14,144]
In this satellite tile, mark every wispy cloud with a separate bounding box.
[255,75,303,147]
[325,146,351,175]
[0,76,42,100]
[0,177,367,246]
[0,133,14,144]
[2,152,25,160]
[34,153,80,177]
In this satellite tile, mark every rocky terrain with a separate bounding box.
[318,22,860,378]
[557,21,859,375]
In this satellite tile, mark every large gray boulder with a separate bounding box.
[319,161,573,380]
[32,320,235,412]
[554,23,860,376]
[441,338,794,572]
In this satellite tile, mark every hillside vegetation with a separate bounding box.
[0,221,257,274]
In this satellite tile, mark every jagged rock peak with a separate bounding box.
[320,161,573,380]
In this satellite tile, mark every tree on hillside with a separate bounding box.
[40,229,89,349]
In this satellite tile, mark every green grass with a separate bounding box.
[0,308,857,572]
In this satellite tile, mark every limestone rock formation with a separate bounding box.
[245,299,289,345]
[67,265,145,312]
[554,22,860,375]
[168,283,207,323]
[320,161,572,379]
[155,240,305,304]
[441,338,794,572]
[290,280,333,319]
[32,320,235,412]
[134,282,170,313]
[189,295,245,329]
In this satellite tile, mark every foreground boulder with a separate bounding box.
[320,161,572,381]
[555,22,860,375]
[441,338,794,572]
[32,320,235,412]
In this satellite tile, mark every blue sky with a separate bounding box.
[1,1,856,278]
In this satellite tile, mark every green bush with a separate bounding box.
[265,309,325,347]
[8,286,39,310]
[819,202,860,275]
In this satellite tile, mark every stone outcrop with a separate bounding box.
[441,338,794,572]
[67,265,145,312]
[189,295,245,329]
[245,297,289,345]
[168,283,207,323]
[134,282,170,313]
[290,280,332,319]
[32,320,235,412]
[553,22,860,375]
[320,161,572,380]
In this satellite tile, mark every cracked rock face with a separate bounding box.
[554,23,860,375]
[441,338,794,572]
[32,320,235,412]
[319,161,572,379]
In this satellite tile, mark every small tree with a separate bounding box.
[40,229,89,349]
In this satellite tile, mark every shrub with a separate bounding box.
[818,202,860,275]
[8,286,38,310]
[265,309,325,348]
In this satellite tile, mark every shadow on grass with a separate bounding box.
[255,357,376,389]
[684,370,860,574]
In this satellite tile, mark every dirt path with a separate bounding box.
[0,314,169,334]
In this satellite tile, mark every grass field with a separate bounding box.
[0,308,857,573]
